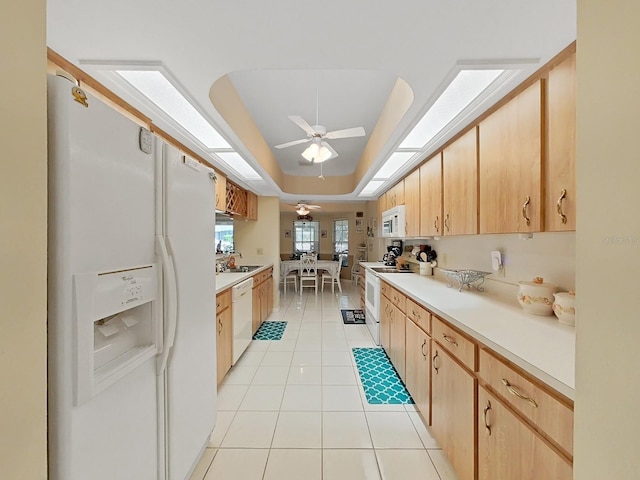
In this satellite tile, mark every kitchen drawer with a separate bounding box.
[380,281,392,299]
[432,316,476,371]
[406,297,430,334]
[478,348,574,457]
[216,289,231,314]
[388,286,406,313]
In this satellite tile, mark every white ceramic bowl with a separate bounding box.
[517,280,557,315]
[553,292,576,326]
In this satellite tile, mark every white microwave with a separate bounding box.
[381,205,406,238]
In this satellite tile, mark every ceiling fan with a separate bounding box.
[290,202,321,215]
[274,115,365,163]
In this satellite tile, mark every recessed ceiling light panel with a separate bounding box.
[215,152,261,180]
[115,69,231,149]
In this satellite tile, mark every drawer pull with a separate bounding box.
[412,310,421,319]
[556,188,567,224]
[432,350,440,374]
[442,334,458,347]
[483,400,492,436]
[501,378,538,408]
[421,339,427,358]
[216,302,221,308]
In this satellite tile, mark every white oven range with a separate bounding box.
[364,269,381,345]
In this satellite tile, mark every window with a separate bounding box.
[333,219,349,266]
[293,221,319,254]
[215,214,234,253]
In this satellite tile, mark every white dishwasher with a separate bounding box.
[232,277,254,364]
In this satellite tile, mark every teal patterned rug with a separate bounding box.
[352,348,414,404]
[253,321,287,340]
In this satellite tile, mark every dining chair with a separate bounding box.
[321,258,343,294]
[282,269,298,294]
[299,254,318,295]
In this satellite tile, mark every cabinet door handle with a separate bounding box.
[501,378,538,408]
[432,350,440,373]
[556,188,567,224]
[522,196,531,226]
[483,400,492,436]
[434,216,439,233]
[444,213,450,232]
[442,334,458,347]
[217,318,222,334]
[421,339,427,358]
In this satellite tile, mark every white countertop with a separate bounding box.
[361,262,576,400]
[215,264,273,293]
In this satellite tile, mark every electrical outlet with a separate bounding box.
[257,248,263,255]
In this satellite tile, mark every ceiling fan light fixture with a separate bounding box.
[296,206,310,215]
[302,142,332,163]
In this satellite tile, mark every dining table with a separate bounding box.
[279,259,341,279]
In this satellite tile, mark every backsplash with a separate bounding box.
[397,232,576,301]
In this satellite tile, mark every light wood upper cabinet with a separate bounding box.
[478,386,572,480]
[419,153,443,236]
[404,169,420,236]
[215,173,227,211]
[393,180,404,206]
[546,53,576,231]
[246,191,258,221]
[443,128,478,235]
[479,81,543,233]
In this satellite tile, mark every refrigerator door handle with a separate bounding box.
[155,235,178,375]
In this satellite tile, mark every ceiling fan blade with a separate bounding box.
[321,141,339,160]
[324,126,366,140]
[288,115,317,136]
[274,138,311,149]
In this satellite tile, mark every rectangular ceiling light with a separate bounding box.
[359,180,386,196]
[215,152,262,180]
[374,151,416,180]
[399,69,505,149]
[116,70,231,149]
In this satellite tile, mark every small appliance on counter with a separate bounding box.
[383,242,403,266]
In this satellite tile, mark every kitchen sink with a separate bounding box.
[227,265,262,273]
[369,266,413,274]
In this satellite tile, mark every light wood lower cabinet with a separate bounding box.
[376,282,575,480]
[405,318,431,424]
[389,301,406,381]
[252,269,273,334]
[431,344,476,480]
[478,386,572,480]
[216,289,232,385]
[380,292,406,380]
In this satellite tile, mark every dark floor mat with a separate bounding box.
[340,309,366,324]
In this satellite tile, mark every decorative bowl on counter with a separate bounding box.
[517,277,557,315]
[553,291,576,326]
[442,269,492,292]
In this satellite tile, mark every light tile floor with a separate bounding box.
[191,282,460,480]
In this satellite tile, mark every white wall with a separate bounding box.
[234,196,281,308]
[0,0,48,477]
[574,2,640,478]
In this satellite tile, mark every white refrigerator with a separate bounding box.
[47,74,217,480]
